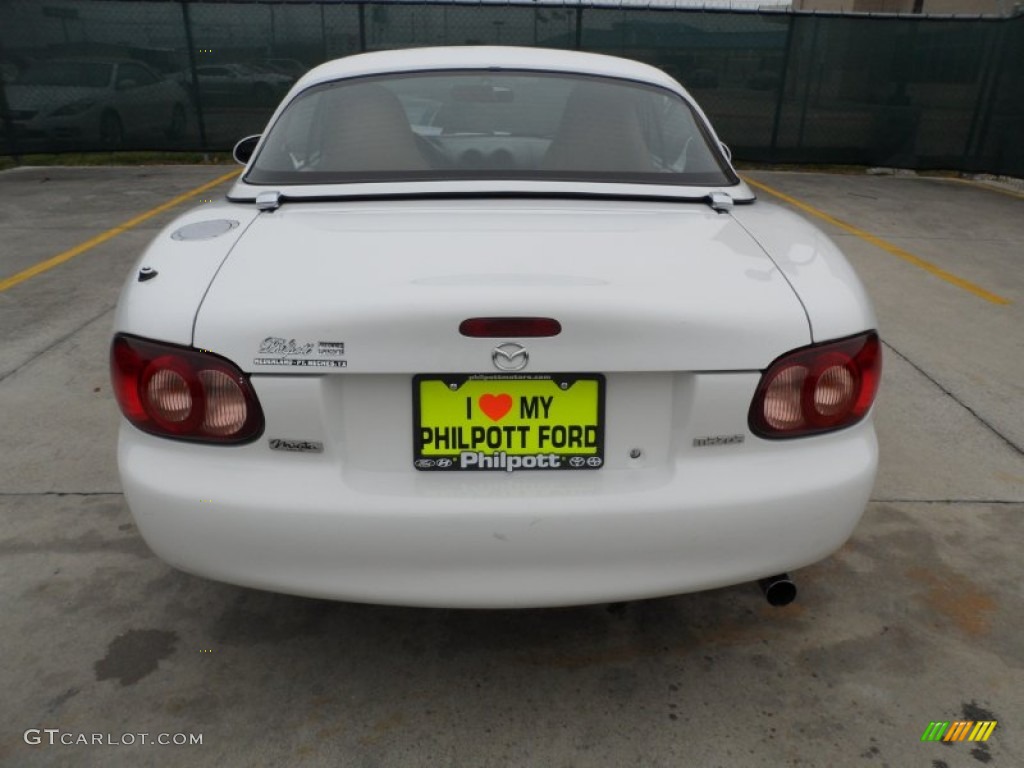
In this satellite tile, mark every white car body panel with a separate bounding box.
[112,46,880,608]
[120,375,876,608]
[112,203,259,345]
[193,199,810,373]
[732,202,877,342]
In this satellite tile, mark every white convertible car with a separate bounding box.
[111,47,881,608]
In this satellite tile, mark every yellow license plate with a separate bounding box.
[413,374,605,472]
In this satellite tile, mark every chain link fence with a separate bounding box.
[0,1,1021,176]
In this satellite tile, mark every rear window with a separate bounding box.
[246,70,734,187]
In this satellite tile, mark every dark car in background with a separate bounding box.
[195,63,293,107]
[263,58,308,79]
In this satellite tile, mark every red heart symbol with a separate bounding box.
[479,393,513,422]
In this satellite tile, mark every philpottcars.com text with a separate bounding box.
[24,729,202,746]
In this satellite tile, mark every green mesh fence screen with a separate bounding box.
[0,1,1021,176]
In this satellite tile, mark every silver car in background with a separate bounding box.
[5,58,189,149]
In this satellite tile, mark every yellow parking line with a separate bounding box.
[0,168,242,293]
[942,176,1024,200]
[742,175,1011,306]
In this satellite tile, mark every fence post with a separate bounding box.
[269,3,277,52]
[180,0,209,152]
[0,37,21,163]
[320,2,328,62]
[358,3,367,53]
[575,7,584,50]
[795,14,820,151]
[769,13,796,161]
[964,20,1006,170]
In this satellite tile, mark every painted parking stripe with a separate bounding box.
[944,176,1024,201]
[742,175,1011,306]
[0,168,242,293]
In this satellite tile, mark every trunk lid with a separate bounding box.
[193,199,810,373]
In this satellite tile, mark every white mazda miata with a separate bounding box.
[111,47,881,608]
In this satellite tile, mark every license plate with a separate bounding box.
[413,374,605,472]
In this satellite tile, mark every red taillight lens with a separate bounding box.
[110,334,264,444]
[749,331,881,439]
[459,317,561,338]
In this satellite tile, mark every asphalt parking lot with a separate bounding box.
[0,165,1021,767]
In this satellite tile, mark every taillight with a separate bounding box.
[110,334,264,444]
[749,331,881,439]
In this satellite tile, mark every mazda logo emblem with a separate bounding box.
[492,342,528,372]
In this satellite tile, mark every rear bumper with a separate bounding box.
[119,418,877,608]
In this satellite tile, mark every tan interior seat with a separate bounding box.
[321,84,429,172]
[541,83,654,173]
